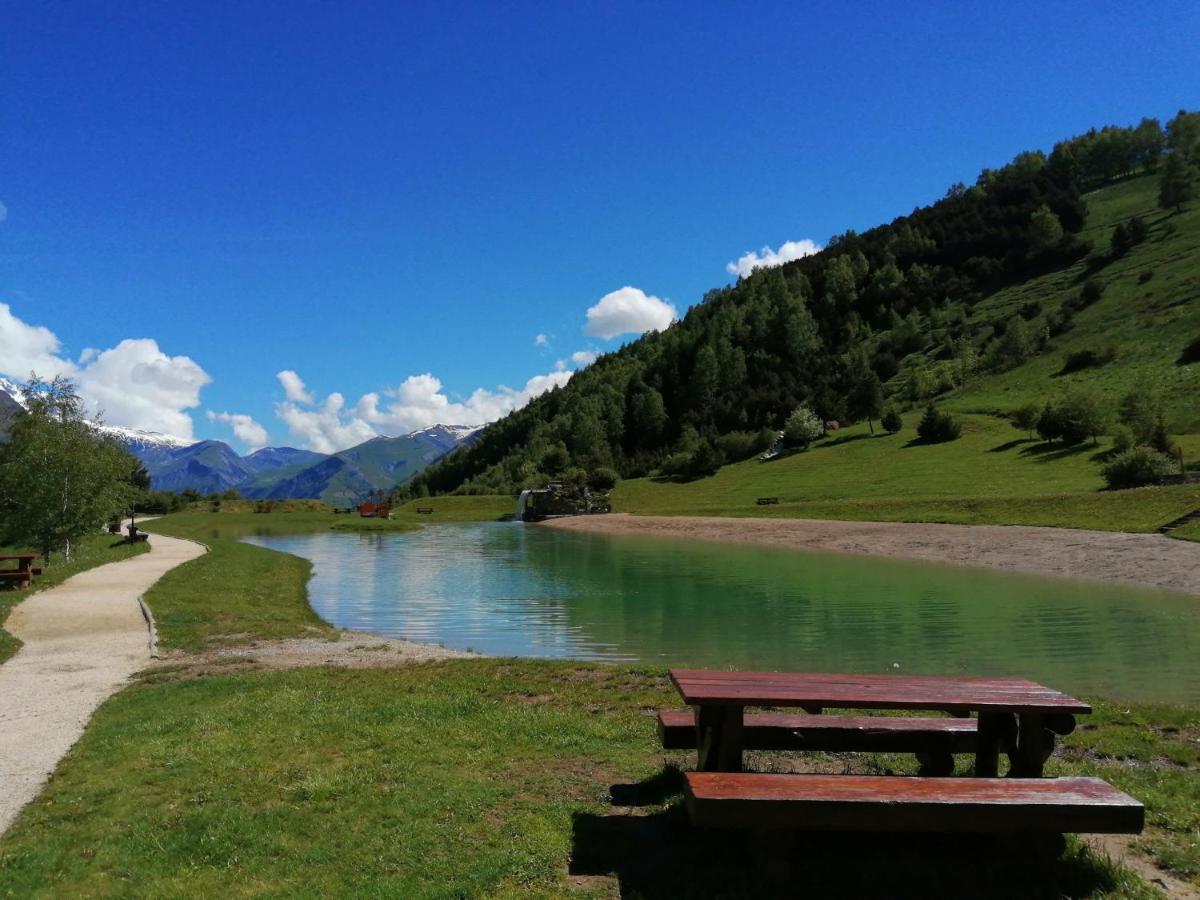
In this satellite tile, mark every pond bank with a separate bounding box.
[543,514,1200,596]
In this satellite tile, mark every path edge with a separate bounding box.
[137,534,210,661]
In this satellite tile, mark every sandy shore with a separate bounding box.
[543,514,1200,596]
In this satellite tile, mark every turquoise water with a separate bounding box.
[243,523,1200,703]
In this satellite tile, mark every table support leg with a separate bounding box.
[974,712,1015,777]
[1009,714,1054,777]
[695,704,744,773]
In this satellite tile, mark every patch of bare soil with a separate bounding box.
[1087,834,1199,899]
[544,514,1200,596]
[146,630,476,679]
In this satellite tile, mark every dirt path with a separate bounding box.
[543,514,1200,596]
[0,533,205,835]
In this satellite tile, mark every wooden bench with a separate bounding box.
[416,507,434,514]
[755,497,780,505]
[683,772,1144,834]
[658,710,978,754]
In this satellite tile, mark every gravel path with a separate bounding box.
[0,533,205,835]
[543,514,1200,596]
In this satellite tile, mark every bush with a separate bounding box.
[916,405,961,443]
[716,430,773,463]
[1110,425,1135,455]
[783,404,824,449]
[1038,393,1108,445]
[1138,270,1153,284]
[587,467,619,491]
[1058,346,1116,375]
[1101,447,1175,489]
[1046,307,1074,337]
[1018,300,1042,321]
[1075,278,1105,309]
[1011,402,1041,439]
[1180,334,1200,365]
[881,406,903,434]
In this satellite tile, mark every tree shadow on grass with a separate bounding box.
[571,768,1127,899]
[989,438,1036,453]
[1019,442,1096,463]
[818,432,880,449]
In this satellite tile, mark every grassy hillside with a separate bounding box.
[613,416,1200,530]
[946,173,1200,429]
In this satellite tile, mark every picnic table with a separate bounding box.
[0,553,43,589]
[664,668,1142,840]
[669,668,1090,777]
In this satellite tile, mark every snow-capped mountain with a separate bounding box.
[0,376,485,501]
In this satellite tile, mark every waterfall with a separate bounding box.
[514,489,531,522]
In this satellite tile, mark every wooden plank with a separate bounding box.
[669,669,1090,714]
[684,773,1144,834]
[658,710,978,753]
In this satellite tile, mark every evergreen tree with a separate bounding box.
[1159,152,1196,213]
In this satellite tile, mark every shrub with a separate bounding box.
[1038,392,1108,445]
[1046,307,1074,337]
[1126,215,1149,244]
[1077,278,1105,308]
[1110,425,1135,455]
[1138,270,1153,284]
[783,405,824,449]
[880,406,903,434]
[1011,402,1041,439]
[1018,300,1042,321]
[1101,447,1175,489]
[1180,334,1200,365]
[916,405,961,443]
[587,467,619,491]
[1057,346,1116,376]
[716,430,773,463]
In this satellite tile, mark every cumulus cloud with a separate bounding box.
[0,303,210,440]
[584,286,676,340]
[534,333,550,347]
[206,410,269,452]
[570,350,597,367]
[725,239,822,278]
[276,369,315,404]
[275,368,573,453]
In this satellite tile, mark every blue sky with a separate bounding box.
[2,1,1197,451]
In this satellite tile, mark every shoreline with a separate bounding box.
[542,514,1200,597]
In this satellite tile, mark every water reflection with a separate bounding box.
[243,523,1200,703]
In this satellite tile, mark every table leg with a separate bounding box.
[974,712,1015,777]
[1009,713,1055,778]
[695,704,744,772]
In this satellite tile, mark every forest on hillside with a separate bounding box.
[399,111,1200,500]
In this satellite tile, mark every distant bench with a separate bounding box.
[684,772,1144,835]
[416,507,434,514]
[657,710,977,775]
[755,497,780,506]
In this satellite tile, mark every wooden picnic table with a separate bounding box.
[0,553,42,589]
[669,668,1090,778]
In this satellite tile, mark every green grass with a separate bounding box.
[141,514,336,653]
[947,174,1200,431]
[391,494,516,522]
[0,659,1186,898]
[1171,521,1200,542]
[0,532,150,665]
[614,415,1200,531]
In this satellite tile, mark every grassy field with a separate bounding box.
[0,532,150,665]
[0,659,1193,897]
[613,415,1200,532]
[141,513,337,653]
[391,494,516,522]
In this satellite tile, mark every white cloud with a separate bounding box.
[275,368,573,453]
[725,239,822,278]
[0,303,211,440]
[276,369,314,404]
[584,286,677,340]
[206,410,269,452]
[0,302,70,377]
[75,339,211,439]
[570,350,597,367]
[534,333,550,347]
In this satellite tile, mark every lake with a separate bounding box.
[243,522,1200,703]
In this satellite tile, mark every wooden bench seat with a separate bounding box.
[658,710,978,754]
[684,773,1144,834]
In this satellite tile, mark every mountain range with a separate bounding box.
[0,378,481,503]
